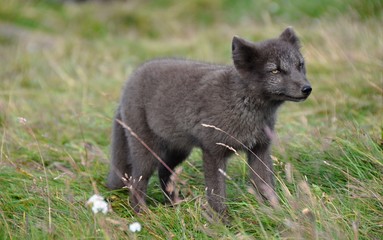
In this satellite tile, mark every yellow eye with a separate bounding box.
[271,69,280,74]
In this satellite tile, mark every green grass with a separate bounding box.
[1,0,382,239]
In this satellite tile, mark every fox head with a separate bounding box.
[232,27,312,102]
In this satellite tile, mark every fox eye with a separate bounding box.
[271,69,280,74]
[298,62,304,70]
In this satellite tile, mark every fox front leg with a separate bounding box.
[247,144,279,207]
[202,151,228,215]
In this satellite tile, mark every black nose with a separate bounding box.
[301,85,312,95]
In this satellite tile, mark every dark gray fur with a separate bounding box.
[107,28,311,215]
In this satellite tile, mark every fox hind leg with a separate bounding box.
[126,137,160,212]
[158,148,191,203]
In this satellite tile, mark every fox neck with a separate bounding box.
[228,67,285,112]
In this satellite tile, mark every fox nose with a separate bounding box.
[301,85,312,95]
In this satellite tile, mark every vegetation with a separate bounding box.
[0,0,382,239]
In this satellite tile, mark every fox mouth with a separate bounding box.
[278,94,309,102]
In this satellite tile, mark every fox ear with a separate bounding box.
[279,27,300,49]
[232,36,258,76]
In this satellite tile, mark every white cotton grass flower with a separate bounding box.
[17,117,27,125]
[129,222,142,232]
[86,194,109,214]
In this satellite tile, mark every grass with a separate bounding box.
[0,0,382,239]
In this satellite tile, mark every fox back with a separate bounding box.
[107,27,311,215]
